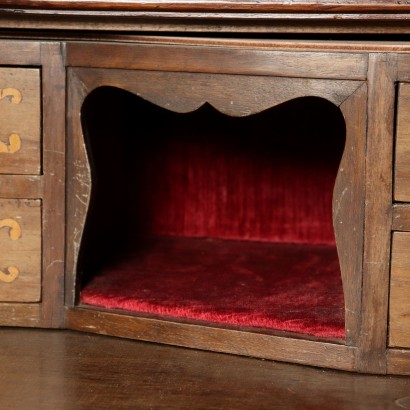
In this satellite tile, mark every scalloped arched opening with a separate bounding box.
[77,86,346,339]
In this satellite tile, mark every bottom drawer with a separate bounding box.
[0,199,41,302]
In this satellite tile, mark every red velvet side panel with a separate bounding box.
[81,237,345,338]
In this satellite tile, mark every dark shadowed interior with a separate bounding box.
[77,87,346,339]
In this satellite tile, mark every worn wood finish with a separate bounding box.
[0,175,42,198]
[336,84,367,346]
[392,204,410,231]
[0,68,41,175]
[0,304,41,327]
[5,329,410,409]
[387,349,410,375]
[66,307,356,372]
[66,43,368,81]
[355,54,397,374]
[66,61,365,343]
[0,40,40,65]
[39,42,66,327]
[0,199,41,302]
[2,0,410,13]
[73,67,363,115]
[1,11,410,34]
[395,83,410,202]
[389,232,410,348]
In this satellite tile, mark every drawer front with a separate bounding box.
[0,68,40,175]
[0,199,41,302]
[390,232,410,347]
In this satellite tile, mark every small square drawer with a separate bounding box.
[0,68,40,175]
[0,199,41,302]
[390,232,410,347]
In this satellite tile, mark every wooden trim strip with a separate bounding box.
[0,40,40,65]
[2,0,410,13]
[0,175,42,198]
[66,42,368,80]
[66,307,357,372]
[392,204,410,231]
[387,349,410,375]
[355,53,397,374]
[40,42,66,328]
[0,303,41,327]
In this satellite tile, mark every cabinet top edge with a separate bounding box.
[1,0,410,14]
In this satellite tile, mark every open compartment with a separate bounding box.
[75,85,347,340]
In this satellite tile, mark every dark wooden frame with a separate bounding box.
[0,40,66,328]
[0,34,409,374]
[63,41,372,373]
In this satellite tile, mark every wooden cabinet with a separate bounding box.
[3,2,410,375]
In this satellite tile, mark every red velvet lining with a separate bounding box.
[81,237,345,338]
[79,90,346,339]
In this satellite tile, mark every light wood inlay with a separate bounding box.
[0,68,40,175]
[0,199,41,302]
[0,133,21,154]
[0,88,22,104]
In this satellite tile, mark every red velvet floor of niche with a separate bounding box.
[80,236,345,339]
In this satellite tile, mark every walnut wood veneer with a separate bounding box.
[1,1,410,375]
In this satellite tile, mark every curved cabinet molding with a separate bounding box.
[73,68,363,117]
[67,65,366,350]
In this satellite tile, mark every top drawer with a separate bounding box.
[0,68,40,175]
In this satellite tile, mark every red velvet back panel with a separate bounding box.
[126,99,345,245]
[80,88,346,262]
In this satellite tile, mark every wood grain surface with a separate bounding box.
[1,0,410,12]
[337,84,367,346]
[356,54,397,374]
[0,68,40,175]
[395,83,410,202]
[66,42,368,80]
[0,199,41,302]
[1,328,410,409]
[389,232,410,348]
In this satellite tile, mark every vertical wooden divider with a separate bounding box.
[338,83,367,346]
[40,42,66,327]
[356,53,397,374]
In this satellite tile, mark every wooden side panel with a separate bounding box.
[0,68,41,175]
[337,84,367,345]
[39,42,66,327]
[355,54,397,374]
[395,83,410,202]
[0,199,41,302]
[389,232,410,348]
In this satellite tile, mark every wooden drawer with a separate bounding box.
[390,232,410,347]
[0,68,40,175]
[0,199,41,302]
